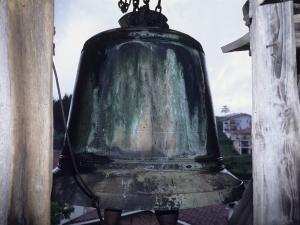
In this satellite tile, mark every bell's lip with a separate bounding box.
[55,156,226,174]
[51,168,244,210]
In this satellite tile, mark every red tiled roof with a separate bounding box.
[63,205,229,225]
[179,205,228,225]
[223,113,251,120]
[63,209,104,225]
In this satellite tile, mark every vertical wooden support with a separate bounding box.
[251,0,300,224]
[0,0,53,224]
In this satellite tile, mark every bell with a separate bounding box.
[52,8,244,222]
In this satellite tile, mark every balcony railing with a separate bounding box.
[224,121,240,125]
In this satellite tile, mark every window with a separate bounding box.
[241,148,248,155]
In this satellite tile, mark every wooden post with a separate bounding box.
[251,0,300,224]
[0,1,53,224]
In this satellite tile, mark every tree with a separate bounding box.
[53,94,72,134]
[51,202,74,225]
[221,105,230,116]
[53,94,72,150]
[53,130,65,150]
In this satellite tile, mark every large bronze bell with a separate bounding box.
[52,8,244,222]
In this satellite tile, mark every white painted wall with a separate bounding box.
[223,114,251,138]
[237,115,252,130]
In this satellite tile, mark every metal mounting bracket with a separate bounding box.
[260,0,296,6]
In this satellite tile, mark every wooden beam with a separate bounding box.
[260,0,300,6]
[221,32,250,53]
[0,1,53,224]
[251,0,300,224]
[260,0,294,6]
[222,14,300,53]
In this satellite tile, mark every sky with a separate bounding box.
[53,0,252,116]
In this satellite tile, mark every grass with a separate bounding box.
[222,156,252,180]
[216,116,238,157]
[216,116,252,180]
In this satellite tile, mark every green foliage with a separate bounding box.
[53,94,72,150]
[51,201,74,225]
[53,130,65,150]
[216,116,252,180]
[223,156,252,180]
[216,117,238,157]
[221,105,230,116]
[53,94,72,134]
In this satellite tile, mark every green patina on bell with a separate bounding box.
[52,8,244,210]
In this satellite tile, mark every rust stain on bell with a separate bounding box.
[52,10,244,210]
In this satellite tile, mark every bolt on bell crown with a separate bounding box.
[52,7,244,210]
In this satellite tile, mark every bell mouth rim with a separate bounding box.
[52,168,244,210]
[55,155,225,173]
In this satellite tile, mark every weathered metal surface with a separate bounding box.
[62,28,217,161]
[118,0,163,14]
[155,210,179,225]
[118,8,169,28]
[52,27,244,210]
[104,209,122,225]
[53,165,243,210]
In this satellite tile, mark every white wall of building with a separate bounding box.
[223,114,251,138]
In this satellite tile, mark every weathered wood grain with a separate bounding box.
[0,2,12,224]
[222,1,300,53]
[0,1,53,224]
[222,27,300,54]
[251,0,300,224]
[294,22,300,48]
[221,32,250,53]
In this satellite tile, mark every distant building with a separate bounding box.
[231,128,252,155]
[222,113,251,138]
